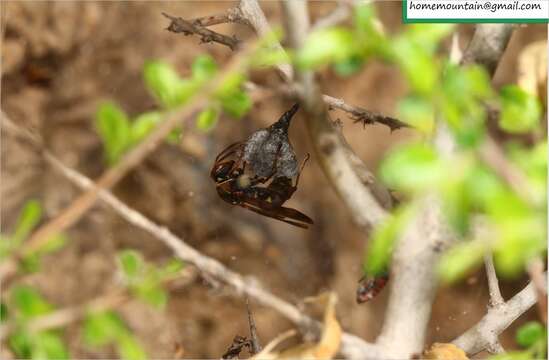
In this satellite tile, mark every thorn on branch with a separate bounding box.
[162,12,241,51]
[246,298,262,354]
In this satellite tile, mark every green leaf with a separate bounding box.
[166,127,183,144]
[143,61,197,108]
[131,112,162,145]
[334,55,364,76]
[1,302,8,322]
[118,250,143,279]
[19,254,41,273]
[160,258,184,278]
[489,351,534,360]
[95,102,132,164]
[219,90,252,119]
[363,206,415,276]
[11,286,53,318]
[499,85,542,133]
[117,333,147,360]
[516,322,546,348]
[297,28,358,69]
[380,143,444,192]
[397,96,435,134]
[196,106,220,132]
[13,200,42,244]
[406,24,455,53]
[83,311,126,347]
[438,241,486,283]
[191,55,217,81]
[135,283,167,309]
[33,234,67,256]
[9,331,33,358]
[32,331,69,359]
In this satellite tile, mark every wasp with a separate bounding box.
[210,104,314,229]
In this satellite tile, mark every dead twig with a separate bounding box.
[162,12,241,51]
[527,257,548,325]
[246,298,262,354]
[484,254,505,308]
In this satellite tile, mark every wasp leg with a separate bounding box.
[239,202,310,229]
[294,153,310,187]
[241,196,314,225]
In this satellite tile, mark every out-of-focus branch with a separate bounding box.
[484,254,505,308]
[0,41,261,283]
[162,12,241,51]
[280,0,389,230]
[452,273,547,355]
[376,25,515,357]
[1,117,380,359]
[191,8,251,27]
[527,257,548,325]
[310,1,352,31]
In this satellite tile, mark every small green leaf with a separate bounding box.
[191,55,217,81]
[219,90,252,119]
[397,96,435,134]
[131,112,162,145]
[1,302,8,322]
[118,250,143,279]
[34,234,67,256]
[13,200,42,244]
[166,127,183,144]
[95,102,132,164]
[83,311,126,347]
[135,283,167,309]
[380,143,444,192]
[438,241,486,283]
[499,85,542,133]
[143,61,197,108]
[516,322,546,348]
[334,55,364,76]
[363,205,415,276]
[32,331,69,359]
[117,333,147,360]
[160,258,184,277]
[11,286,53,318]
[19,254,41,273]
[9,331,33,358]
[297,28,358,69]
[196,106,220,132]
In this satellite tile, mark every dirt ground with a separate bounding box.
[1,1,546,358]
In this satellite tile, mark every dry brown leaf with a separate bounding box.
[251,292,341,359]
[423,343,469,360]
[518,40,547,109]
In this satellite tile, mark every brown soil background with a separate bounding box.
[1,1,546,358]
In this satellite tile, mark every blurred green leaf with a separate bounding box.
[397,96,435,134]
[95,102,132,164]
[118,250,143,279]
[32,331,69,360]
[219,90,252,119]
[215,72,246,98]
[160,258,184,277]
[380,142,444,192]
[9,331,33,359]
[1,302,8,322]
[19,254,41,274]
[334,55,364,76]
[83,311,126,347]
[191,55,217,81]
[166,127,183,144]
[11,286,53,319]
[297,28,358,69]
[143,61,197,108]
[117,333,147,360]
[363,206,414,276]
[134,282,167,309]
[196,106,220,132]
[516,322,546,348]
[131,112,162,145]
[13,200,42,245]
[499,85,542,133]
[489,351,534,360]
[508,141,548,202]
[438,241,486,283]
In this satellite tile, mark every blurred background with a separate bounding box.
[1,1,546,358]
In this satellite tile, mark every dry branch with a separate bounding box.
[452,273,547,355]
[163,12,241,51]
[484,254,505,308]
[1,116,380,359]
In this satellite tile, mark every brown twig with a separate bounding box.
[527,257,548,325]
[191,7,250,27]
[310,1,352,31]
[452,273,547,355]
[484,253,505,308]
[162,12,241,51]
[246,298,262,354]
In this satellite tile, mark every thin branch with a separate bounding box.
[280,0,389,230]
[484,253,505,308]
[310,1,352,31]
[452,273,547,355]
[162,12,241,51]
[191,7,250,27]
[0,40,260,283]
[527,257,548,325]
[246,298,262,354]
[1,118,380,359]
